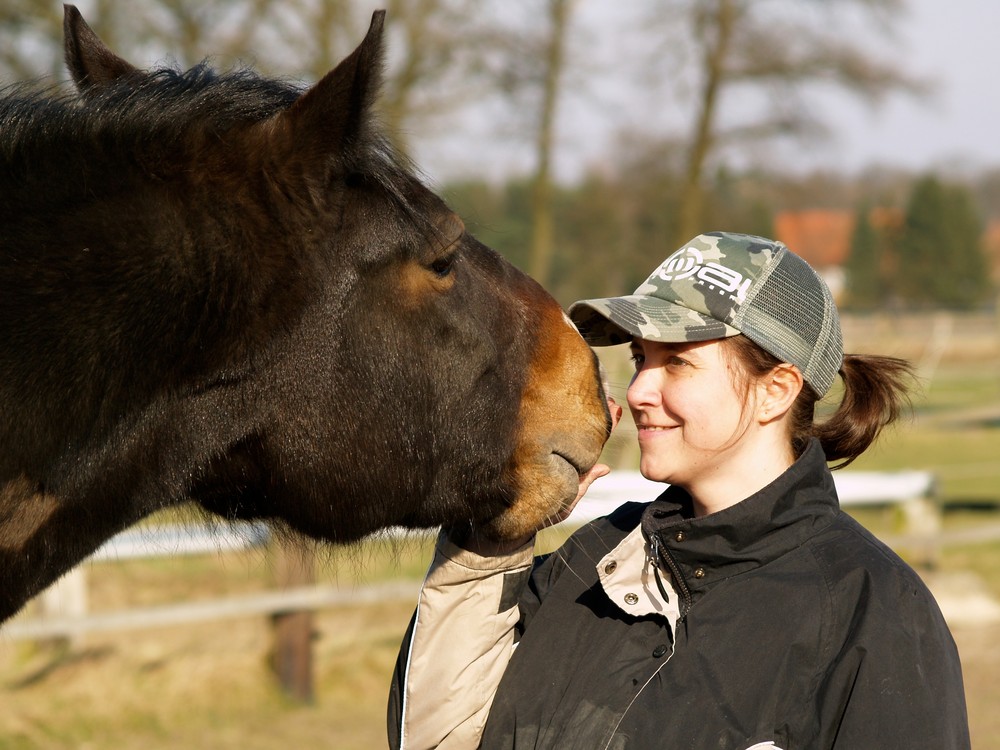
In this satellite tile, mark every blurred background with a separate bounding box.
[1,1,998,748]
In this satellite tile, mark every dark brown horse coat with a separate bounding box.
[0,8,610,623]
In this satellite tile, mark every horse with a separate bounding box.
[0,7,611,624]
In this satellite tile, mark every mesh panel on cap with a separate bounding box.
[735,250,837,393]
[755,253,826,345]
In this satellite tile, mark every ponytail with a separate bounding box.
[804,354,915,469]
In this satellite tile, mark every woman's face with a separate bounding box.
[626,338,759,491]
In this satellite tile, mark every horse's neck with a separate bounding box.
[0,476,138,623]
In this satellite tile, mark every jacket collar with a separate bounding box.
[640,438,840,603]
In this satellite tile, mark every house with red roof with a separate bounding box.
[772,210,854,301]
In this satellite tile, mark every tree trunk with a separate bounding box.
[676,0,736,244]
[529,0,572,286]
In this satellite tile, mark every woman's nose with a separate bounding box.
[626,366,661,410]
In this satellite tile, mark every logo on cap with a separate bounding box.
[651,246,753,305]
[656,246,703,281]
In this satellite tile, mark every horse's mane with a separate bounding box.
[1,64,296,157]
[0,62,423,223]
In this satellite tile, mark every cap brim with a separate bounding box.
[568,295,739,346]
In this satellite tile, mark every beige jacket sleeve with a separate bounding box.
[398,530,535,750]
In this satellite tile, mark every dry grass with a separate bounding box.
[1,602,416,749]
[0,545,426,750]
[1,539,998,749]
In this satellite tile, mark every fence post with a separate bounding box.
[270,536,316,703]
[36,566,89,651]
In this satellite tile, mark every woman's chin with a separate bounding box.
[638,460,673,486]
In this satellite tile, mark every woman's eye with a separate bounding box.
[629,353,644,369]
[668,356,689,367]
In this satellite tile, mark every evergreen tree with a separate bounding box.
[844,201,881,310]
[942,185,992,306]
[898,176,990,309]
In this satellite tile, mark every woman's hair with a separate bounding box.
[721,335,915,469]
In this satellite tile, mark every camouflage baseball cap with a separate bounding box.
[568,232,844,396]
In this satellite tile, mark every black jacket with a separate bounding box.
[391,440,970,749]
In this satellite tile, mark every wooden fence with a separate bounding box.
[2,522,422,701]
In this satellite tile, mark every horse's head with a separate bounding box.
[0,5,608,616]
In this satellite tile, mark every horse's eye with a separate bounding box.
[430,256,455,278]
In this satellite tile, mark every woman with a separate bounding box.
[388,232,970,749]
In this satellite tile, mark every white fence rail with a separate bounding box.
[568,469,938,522]
[88,520,270,561]
[3,581,420,642]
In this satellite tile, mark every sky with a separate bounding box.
[789,0,1000,175]
[414,0,1000,185]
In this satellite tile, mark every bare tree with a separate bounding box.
[460,0,580,285]
[0,0,291,83]
[378,0,479,153]
[225,0,501,158]
[527,0,573,286]
[0,0,65,81]
[644,0,926,243]
[0,1,493,160]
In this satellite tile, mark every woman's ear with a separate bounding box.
[758,364,804,423]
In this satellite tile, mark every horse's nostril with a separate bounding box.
[552,450,583,477]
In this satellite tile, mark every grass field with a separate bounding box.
[1,312,998,749]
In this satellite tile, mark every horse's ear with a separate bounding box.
[278,10,386,159]
[63,4,139,92]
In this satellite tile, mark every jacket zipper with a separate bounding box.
[650,534,693,619]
